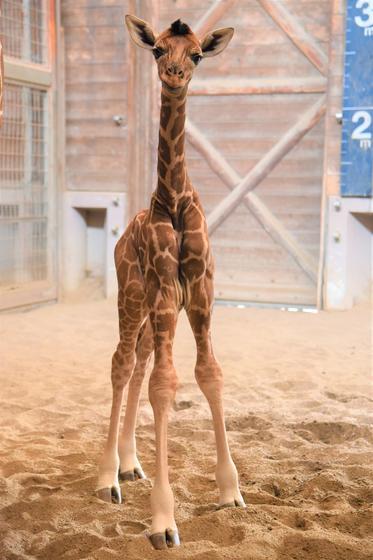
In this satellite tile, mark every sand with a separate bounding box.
[0,296,372,560]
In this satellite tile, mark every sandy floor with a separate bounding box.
[0,297,372,560]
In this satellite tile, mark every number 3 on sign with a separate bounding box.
[355,0,373,35]
[351,111,372,149]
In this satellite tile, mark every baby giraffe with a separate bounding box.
[96,15,245,550]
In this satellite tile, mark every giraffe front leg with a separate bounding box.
[142,219,181,548]
[118,318,153,482]
[146,297,180,549]
[148,357,180,549]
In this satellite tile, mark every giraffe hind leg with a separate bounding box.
[186,279,246,510]
[118,317,153,482]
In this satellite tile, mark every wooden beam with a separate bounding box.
[193,0,236,38]
[186,118,319,283]
[4,56,52,87]
[186,118,239,186]
[318,0,345,308]
[185,98,326,283]
[245,192,319,283]
[127,0,159,217]
[258,0,328,76]
[189,76,327,96]
[205,95,326,235]
[0,39,3,125]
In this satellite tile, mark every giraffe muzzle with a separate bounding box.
[161,80,185,95]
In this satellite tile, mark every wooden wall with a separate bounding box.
[158,0,332,305]
[62,0,129,192]
[61,0,346,306]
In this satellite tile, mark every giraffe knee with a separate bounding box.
[129,360,148,389]
[149,366,178,410]
[111,344,135,390]
[195,357,223,398]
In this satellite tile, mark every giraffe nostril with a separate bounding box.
[166,64,184,78]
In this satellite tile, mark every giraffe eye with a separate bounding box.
[153,47,165,59]
[191,53,203,65]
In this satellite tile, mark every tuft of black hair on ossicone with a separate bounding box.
[170,19,191,36]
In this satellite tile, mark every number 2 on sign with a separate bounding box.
[351,111,372,149]
[355,0,373,34]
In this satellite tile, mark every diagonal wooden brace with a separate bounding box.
[193,0,236,37]
[258,0,328,76]
[186,95,326,284]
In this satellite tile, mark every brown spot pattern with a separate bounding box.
[110,57,222,435]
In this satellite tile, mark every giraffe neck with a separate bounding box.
[155,86,191,214]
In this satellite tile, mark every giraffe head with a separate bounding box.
[125,15,234,95]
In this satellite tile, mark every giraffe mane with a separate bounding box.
[170,19,191,36]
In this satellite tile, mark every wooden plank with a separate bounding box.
[185,98,324,284]
[204,95,326,235]
[63,0,129,194]
[62,5,127,28]
[245,192,318,283]
[65,81,128,101]
[4,56,52,87]
[0,39,3,125]
[65,62,127,85]
[66,98,127,119]
[185,131,321,283]
[193,0,236,37]
[318,0,344,308]
[213,280,316,305]
[127,0,159,216]
[56,0,65,301]
[189,76,327,96]
[258,0,328,75]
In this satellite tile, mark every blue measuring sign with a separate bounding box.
[341,0,373,197]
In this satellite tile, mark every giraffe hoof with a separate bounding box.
[146,528,180,550]
[216,498,246,510]
[165,528,181,548]
[119,467,146,482]
[95,486,122,504]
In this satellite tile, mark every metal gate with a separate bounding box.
[130,0,332,306]
[0,0,57,310]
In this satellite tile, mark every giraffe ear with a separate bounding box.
[125,14,157,50]
[200,27,234,57]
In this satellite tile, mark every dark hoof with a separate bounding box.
[147,528,180,550]
[96,486,122,504]
[216,498,246,510]
[166,528,181,548]
[119,467,146,482]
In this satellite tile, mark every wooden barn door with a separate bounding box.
[131,0,332,306]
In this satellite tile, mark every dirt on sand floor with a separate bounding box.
[0,298,372,560]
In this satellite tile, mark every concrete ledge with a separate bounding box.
[324,196,372,309]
